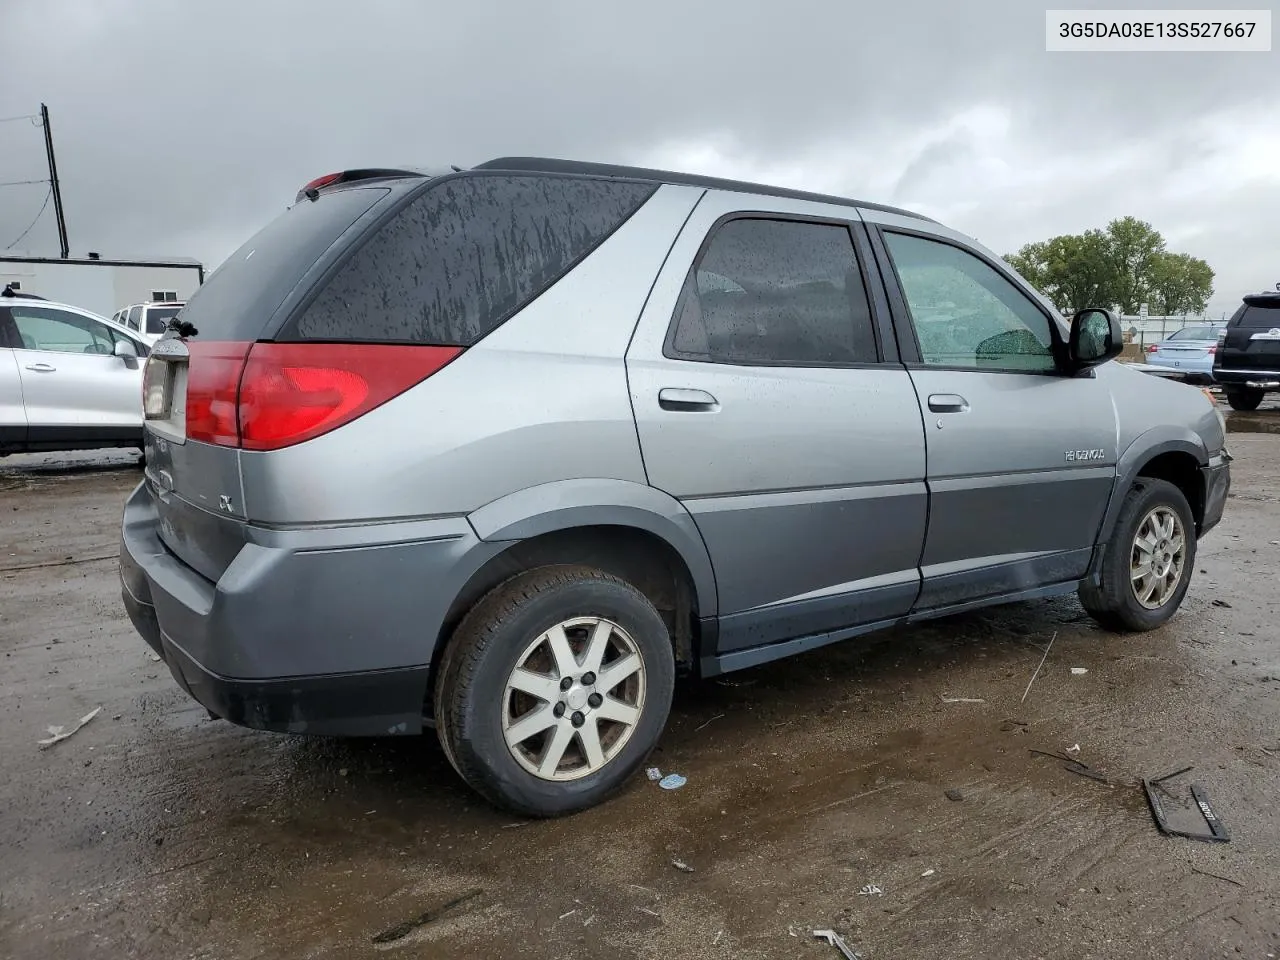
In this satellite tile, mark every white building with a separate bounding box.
[0,253,204,318]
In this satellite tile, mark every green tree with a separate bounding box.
[1148,251,1214,316]
[1005,217,1213,317]
[1103,216,1165,314]
[1005,230,1115,314]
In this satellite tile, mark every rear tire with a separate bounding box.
[1079,478,1196,632]
[1225,387,1264,411]
[434,565,675,817]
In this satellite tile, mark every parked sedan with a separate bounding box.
[1145,324,1226,383]
[0,294,150,456]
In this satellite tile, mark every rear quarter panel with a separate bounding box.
[238,184,706,524]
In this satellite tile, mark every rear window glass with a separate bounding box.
[282,174,657,345]
[145,305,181,334]
[1236,301,1280,327]
[179,187,386,341]
[1167,327,1219,341]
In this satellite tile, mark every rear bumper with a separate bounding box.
[1211,367,1280,388]
[1199,453,1231,537]
[119,481,502,736]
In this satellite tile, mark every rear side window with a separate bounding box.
[283,174,656,345]
[666,218,877,365]
[179,187,387,341]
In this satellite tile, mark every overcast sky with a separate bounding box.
[1,0,1276,317]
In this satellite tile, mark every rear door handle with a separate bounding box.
[24,363,56,373]
[658,388,720,412]
[928,393,969,413]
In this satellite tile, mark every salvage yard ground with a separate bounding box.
[1,404,1278,960]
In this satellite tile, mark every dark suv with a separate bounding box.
[1213,291,1280,410]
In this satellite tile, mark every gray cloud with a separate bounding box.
[1,0,1276,315]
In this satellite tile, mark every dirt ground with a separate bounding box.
[1,403,1278,960]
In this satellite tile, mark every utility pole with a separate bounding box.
[40,103,69,258]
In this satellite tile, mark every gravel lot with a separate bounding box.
[2,403,1278,960]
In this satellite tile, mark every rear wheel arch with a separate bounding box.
[431,520,709,710]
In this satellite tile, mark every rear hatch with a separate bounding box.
[141,184,401,581]
[1216,294,1280,374]
[140,170,659,581]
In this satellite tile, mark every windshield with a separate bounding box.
[144,306,182,334]
[1167,326,1219,341]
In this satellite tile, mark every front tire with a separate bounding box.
[1079,478,1196,632]
[434,565,675,817]
[1225,387,1264,412]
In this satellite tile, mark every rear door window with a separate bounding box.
[666,217,878,365]
[126,306,142,330]
[281,174,656,345]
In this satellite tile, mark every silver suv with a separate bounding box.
[119,159,1231,816]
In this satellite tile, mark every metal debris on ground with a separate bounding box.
[38,706,101,748]
[370,888,483,944]
[671,858,695,873]
[1070,667,1088,675]
[1029,748,1110,784]
[695,713,725,731]
[944,788,964,801]
[1020,631,1058,703]
[813,928,863,959]
[659,773,687,790]
[1142,767,1231,843]
[855,884,883,897]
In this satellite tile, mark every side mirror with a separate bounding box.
[113,339,138,360]
[1068,308,1123,370]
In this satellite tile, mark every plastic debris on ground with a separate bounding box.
[856,884,883,897]
[38,707,102,748]
[1070,667,1088,675]
[921,868,936,878]
[671,859,694,873]
[658,773,686,790]
[645,767,663,781]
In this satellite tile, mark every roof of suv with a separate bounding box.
[473,157,936,223]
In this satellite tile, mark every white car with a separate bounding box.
[1,292,150,456]
[112,301,186,345]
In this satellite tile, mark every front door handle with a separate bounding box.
[928,393,969,413]
[658,388,720,412]
[24,362,56,373]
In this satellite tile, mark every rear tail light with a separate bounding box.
[186,342,252,445]
[1207,345,1217,354]
[184,342,461,450]
[1146,344,1159,353]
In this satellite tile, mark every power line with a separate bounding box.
[0,178,49,188]
[0,113,41,125]
[4,186,53,250]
